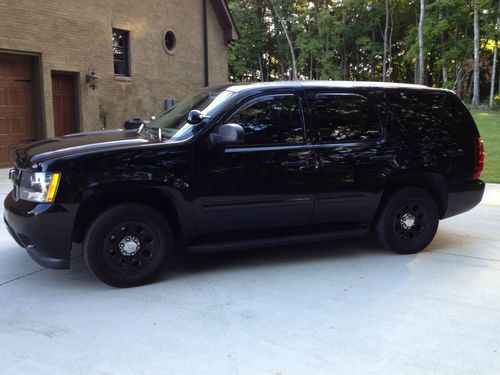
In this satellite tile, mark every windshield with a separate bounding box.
[147,88,235,142]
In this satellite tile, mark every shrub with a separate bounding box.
[494,95,500,109]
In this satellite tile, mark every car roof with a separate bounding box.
[222,80,449,94]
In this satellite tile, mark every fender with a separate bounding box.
[43,142,196,242]
[71,182,195,243]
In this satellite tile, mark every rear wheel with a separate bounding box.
[83,203,173,287]
[375,187,439,254]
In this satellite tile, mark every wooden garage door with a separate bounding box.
[52,74,78,137]
[0,53,38,168]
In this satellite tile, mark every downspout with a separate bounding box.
[203,0,209,87]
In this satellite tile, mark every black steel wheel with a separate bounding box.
[84,203,173,287]
[374,187,439,254]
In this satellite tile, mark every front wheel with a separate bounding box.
[374,187,439,254]
[83,203,173,287]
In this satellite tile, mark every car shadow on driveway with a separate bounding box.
[5,228,477,290]
[35,236,415,289]
[175,237,383,273]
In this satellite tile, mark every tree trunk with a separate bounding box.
[453,24,459,91]
[257,54,264,82]
[310,53,314,80]
[382,0,389,82]
[388,4,394,81]
[490,36,498,109]
[341,11,347,80]
[440,11,448,88]
[269,0,298,80]
[468,72,474,100]
[418,0,425,85]
[489,3,499,109]
[472,2,480,108]
[455,63,464,97]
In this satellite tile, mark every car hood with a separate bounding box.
[15,129,156,168]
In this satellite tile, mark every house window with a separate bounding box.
[112,28,130,76]
[163,30,177,55]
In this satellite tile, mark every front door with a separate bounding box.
[0,53,38,167]
[52,73,78,137]
[192,92,316,238]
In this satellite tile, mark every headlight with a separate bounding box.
[19,172,61,203]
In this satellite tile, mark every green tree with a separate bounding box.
[227,0,500,104]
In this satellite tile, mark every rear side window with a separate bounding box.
[313,94,381,143]
[228,94,304,146]
[388,91,477,140]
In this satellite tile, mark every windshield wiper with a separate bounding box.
[138,124,161,141]
[140,125,173,142]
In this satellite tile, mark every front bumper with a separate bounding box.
[3,192,77,269]
[442,179,485,219]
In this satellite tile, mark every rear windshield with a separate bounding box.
[388,90,479,140]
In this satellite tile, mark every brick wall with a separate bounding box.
[0,0,230,136]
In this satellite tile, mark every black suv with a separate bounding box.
[4,81,485,287]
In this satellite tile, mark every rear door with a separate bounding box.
[192,90,316,237]
[310,90,392,226]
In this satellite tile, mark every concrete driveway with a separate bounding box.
[1,169,499,375]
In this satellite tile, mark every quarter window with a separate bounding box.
[314,94,381,142]
[112,28,130,76]
[388,91,467,140]
[228,95,304,146]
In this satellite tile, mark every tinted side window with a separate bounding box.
[447,94,480,138]
[228,95,304,145]
[314,94,381,142]
[388,91,474,139]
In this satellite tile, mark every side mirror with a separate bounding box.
[210,124,245,146]
[124,118,144,130]
[187,109,211,125]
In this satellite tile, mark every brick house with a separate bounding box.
[0,0,238,167]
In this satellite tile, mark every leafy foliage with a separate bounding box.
[228,0,500,102]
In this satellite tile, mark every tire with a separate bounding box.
[83,203,173,287]
[374,187,439,254]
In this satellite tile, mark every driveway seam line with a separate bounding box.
[433,251,500,262]
[0,268,46,287]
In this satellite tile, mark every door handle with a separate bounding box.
[281,160,309,167]
[281,159,320,170]
[369,155,393,161]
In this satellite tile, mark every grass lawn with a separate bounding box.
[471,110,500,183]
